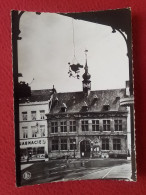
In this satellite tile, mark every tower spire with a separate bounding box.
[85,49,88,73]
[82,50,91,96]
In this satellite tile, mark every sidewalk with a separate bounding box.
[21,164,33,170]
[71,163,132,181]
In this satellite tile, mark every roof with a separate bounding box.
[19,89,53,103]
[50,89,127,114]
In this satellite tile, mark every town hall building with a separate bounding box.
[46,59,129,159]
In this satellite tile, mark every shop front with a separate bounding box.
[20,138,48,162]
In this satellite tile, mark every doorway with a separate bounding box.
[80,140,91,158]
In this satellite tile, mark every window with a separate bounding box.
[70,121,76,132]
[40,110,45,120]
[61,139,67,150]
[20,148,27,159]
[40,125,45,137]
[22,127,28,138]
[52,139,59,150]
[61,107,66,112]
[113,139,121,150]
[81,120,89,131]
[27,147,45,156]
[32,126,37,137]
[32,148,37,155]
[61,103,67,112]
[51,122,58,133]
[114,120,122,131]
[22,112,27,121]
[92,120,99,131]
[102,138,109,150]
[31,111,36,120]
[60,121,67,132]
[103,105,110,111]
[103,120,110,131]
[37,147,44,154]
[70,139,76,150]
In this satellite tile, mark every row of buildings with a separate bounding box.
[19,61,131,162]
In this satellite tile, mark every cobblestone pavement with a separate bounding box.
[66,163,132,181]
[21,158,131,186]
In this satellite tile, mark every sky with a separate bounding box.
[18,12,129,93]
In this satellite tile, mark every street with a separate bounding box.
[21,158,131,186]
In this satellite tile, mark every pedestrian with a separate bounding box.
[66,155,69,167]
[27,155,29,163]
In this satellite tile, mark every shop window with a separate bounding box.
[52,139,59,150]
[40,110,45,120]
[22,112,27,121]
[22,127,28,138]
[32,147,37,155]
[31,111,36,120]
[40,125,45,137]
[70,121,76,132]
[70,139,76,150]
[92,120,99,131]
[114,120,122,131]
[81,120,89,131]
[27,147,33,155]
[32,126,37,137]
[60,121,67,132]
[103,120,110,131]
[37,147,44,154]
[113,139,121,150]
[51,122,58,133]
[102,138,109,150]
[20,149,27,159]
[61,139,67,150]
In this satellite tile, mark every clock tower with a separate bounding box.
[82,50,91,96]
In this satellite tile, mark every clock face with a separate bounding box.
[83,83,90,88]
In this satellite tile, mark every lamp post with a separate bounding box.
[73,141,76,158]
[91,141,94,158]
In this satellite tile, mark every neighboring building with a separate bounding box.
[19,89,54,162]
[46,60,129,159]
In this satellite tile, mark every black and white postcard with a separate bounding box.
[11,8,136,186]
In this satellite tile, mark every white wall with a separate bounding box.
[19,101,49,139]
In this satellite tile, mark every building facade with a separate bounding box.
[46,61,129,159]
[19,89,53,162]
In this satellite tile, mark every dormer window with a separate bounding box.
[92,95,98,105]
[82,101,88,112]
[61,103,67,112]
[116,96,120,100]
[93,95,98,100]
[55,97,59,104]
[103,105,110,111]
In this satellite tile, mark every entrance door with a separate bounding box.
[80,140,91,158]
